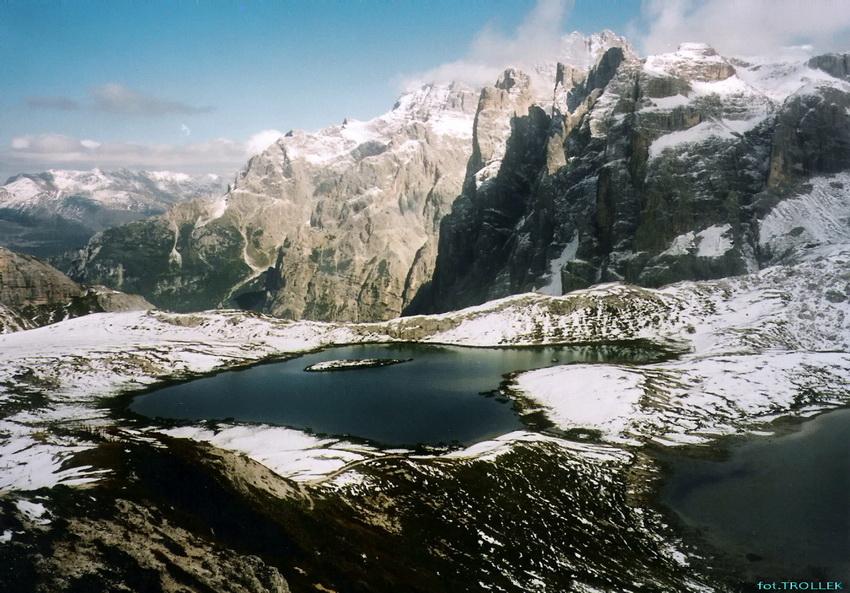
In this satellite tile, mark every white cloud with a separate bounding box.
[637,0,850,56]
[2,130,280,177]
[401,0,574,89]
[24,83,213,117]
[26,96,80,111]
[89,83,213,116]
[245,129,283,154]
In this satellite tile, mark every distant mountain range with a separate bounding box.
[0,169,224,258]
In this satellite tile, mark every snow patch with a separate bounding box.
[0,430,105,492]
[696,224,734,257]
[641,94,691,111]
[649,117,767,159]
[537,234,579,295]
[161,424,381,482]
[15,500,50,525]
[515,366,644,443]
[661,224,733,258]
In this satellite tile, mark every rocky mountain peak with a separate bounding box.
[677,42,718,55]
[72,76,483,320]
[557,30,636,67]
[406,34,850,315]
[495,68,529,91]
[522,31,636,107]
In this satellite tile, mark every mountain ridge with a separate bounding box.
[0,246,152,333]
[69,31,629,321]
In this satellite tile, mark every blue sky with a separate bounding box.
[0,0,643,176]
[2,0,848,177]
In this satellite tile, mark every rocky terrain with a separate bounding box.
[69,32,631,321]
[0,169,224,258]
[0,246,152,332]
[0,225,847,590]
[407,44,850,313]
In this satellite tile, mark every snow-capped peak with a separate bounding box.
[644,42,736,82]
[263,82,479,168]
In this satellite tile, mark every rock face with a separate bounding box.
[0,247,153,332]
[808,52,850,81]
[406,44,850,314]
[0,169,224,258]
[0,247,82,308]
[69,32,631,322]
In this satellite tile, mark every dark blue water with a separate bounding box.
[663,408,850,582]
[130,342,659,447]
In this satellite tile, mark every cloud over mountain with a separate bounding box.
[401,0,573,89]
[636,0,850,56]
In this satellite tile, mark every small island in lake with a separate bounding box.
[304,358,413,372]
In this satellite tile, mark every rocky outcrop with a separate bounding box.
[808,53,850,81]
[407,46,850,314]
[767,85,850,186]
[0,302,29,333]
[0,247,153,332]
[0,247,81,308]
[0,169,224,258]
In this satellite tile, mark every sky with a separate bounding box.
[1,0,849,179]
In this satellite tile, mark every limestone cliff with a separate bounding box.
[69,32,627,322]
[407,45,850,314]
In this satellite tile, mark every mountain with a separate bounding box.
[68,32,632,321]
[0,169,224,258]
[0,246,152,333]
[406,44,850,313]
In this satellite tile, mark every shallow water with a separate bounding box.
[662,408,850,582]
[130,342,658,447]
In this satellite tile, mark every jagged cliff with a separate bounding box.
[406,43,850,314]
[69,33,629,321]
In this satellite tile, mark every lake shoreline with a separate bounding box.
[646,406,850,586]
